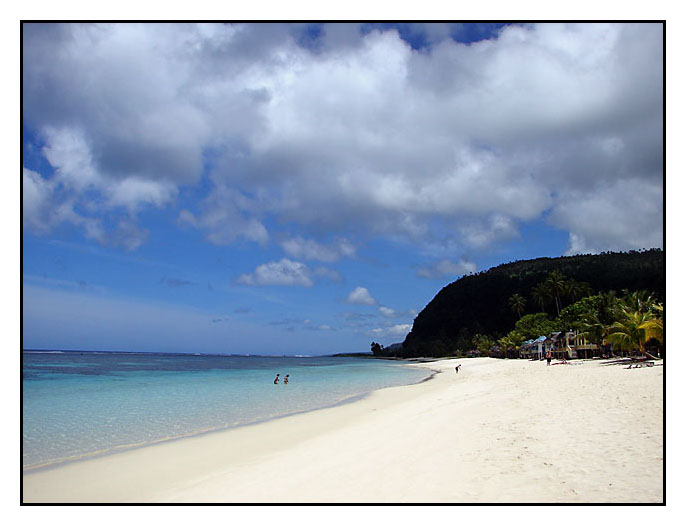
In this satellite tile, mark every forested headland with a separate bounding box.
[379,250,664,358]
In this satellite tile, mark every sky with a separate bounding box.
[21,22,664,355]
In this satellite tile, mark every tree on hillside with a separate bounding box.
[513,313,557,341]
[400,250,664,358]
[621,290,658,314]
[508,293,526,318]
[532,282,551,313]
[472,333,495,353]
[545,270,567,316]
[596,290,620,325]
[557,296,601,332]
[571,294,616,349]
[566,280,593,302]
[498,332,521,354]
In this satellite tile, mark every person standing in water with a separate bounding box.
[274,373,280,384]
[284,374,289,385]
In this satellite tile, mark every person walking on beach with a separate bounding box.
[455,364,461,374]
[546,351,552,366]
[274,373,280,384]
[284,374,289,385]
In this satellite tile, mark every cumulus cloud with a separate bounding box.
[178,185,269,246]
[378,306,418,319]
[22,126,172,249]
[23,168,56,232]
[379,306,396,317]
[549,177,664,255]
[23,23,663,254]
[237,258,342,287]
[280,236,356,262]
[417,258,478,280]
[237,259,314,287]
[346,286,377,305]
[370,323,412,339]
[22,168,149,250]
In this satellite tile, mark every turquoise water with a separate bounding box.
[22,351,430,470]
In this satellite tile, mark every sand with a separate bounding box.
[22,357,664,503]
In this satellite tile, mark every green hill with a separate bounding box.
[400,249,664,357]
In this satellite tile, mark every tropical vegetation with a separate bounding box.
[392,250,664,358]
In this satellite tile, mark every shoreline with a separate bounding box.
[22,357,663,503]
[22,364,437,475]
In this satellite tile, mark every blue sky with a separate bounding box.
[22,23,664,355]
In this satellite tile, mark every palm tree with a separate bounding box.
[508,293,526,318]
[566,280,593,302]
[497,333,520,358]
[621,290,657,314]
[545,270,567,316]
[532,283,551,313]
[472,333,495,353]
[578,311,607,347]
[639,303,663,347]
[605,307,661,360]
[597,290,620,324]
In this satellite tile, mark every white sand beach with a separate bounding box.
[22,357,663,503]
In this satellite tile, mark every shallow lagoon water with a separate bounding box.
[22,351,430,470]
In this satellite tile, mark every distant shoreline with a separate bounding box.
[23,349,349,358]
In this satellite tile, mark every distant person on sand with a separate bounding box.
[546,351,552,366]
[274,374,280,384]
[455,364,461,374]
[284,374,289,385]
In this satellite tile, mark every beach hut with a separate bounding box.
[544,332,570,360]
[518,339,534,360]
[565,329,601,359]
[534,335,546,360]
[517,336,546,360]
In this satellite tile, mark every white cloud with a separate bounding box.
[237,258,314,287]
[370,323,412,339]
[40,127,100,192]
[280,236,356,262]
[417,258,477,279]
[22,168,55,232]
[550,177,663,255]
[23,127,177,249]
[178,185,269,246]
[108,220,150,251]
[346,286,377,305]
[23,23,663,253]
[379,306,396,317]
[107,177,178,210]
[388,324,412,337]
[22,167,123,248]
[458,215,519,249]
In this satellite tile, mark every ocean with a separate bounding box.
[22,351,430,471]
